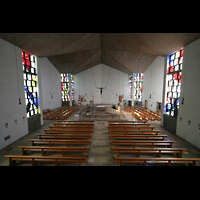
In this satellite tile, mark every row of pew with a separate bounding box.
[5,120,94,166]
[124,106,161,121]
[108,120,200,166]
[43,105,79,120]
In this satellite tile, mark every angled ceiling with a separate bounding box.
[1,33,200,74]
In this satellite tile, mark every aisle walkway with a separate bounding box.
[87,121,113,166]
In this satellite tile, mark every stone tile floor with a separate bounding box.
[1,106,200,166]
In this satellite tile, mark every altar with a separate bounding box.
[96,105,107,111]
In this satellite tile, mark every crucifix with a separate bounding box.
[96,87,106,96]
[92,66,111,102]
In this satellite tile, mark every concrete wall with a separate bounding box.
[74,64,129,105]
[142,56,165,112]
[163,114,177,134]
[176,38,200,149]
[0,38,28,150]
[0,39,62,150]
[40,57,61,111]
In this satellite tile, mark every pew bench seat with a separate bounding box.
[56,120,94,123]
[4,155,87,166]
[43,108,50,114]
[108,123,151,127]
[109,126,155,131]
[52,123,94,127]
[114,157,200,166]
[43,129,93,134]
[109,130,161,135]
[110,134,167,140]
[18,146,89,156]
[112,147,187,158]
[29,139,91,147]
[37,134,92,140]
[111,140,175,148]
[108,120,147,124]
[48,126,94,131]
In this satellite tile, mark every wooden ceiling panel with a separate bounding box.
[102,33,140,52]
[48,48,100,74]
[72,48,101,74]
[101,49,132,74]
[103,49,156,73]
[1,33,200,74]
[48,33,63,56]
[13,33,49,56]
[62,33,101,54]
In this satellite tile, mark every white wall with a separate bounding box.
[0,38,28,150]
[142,56,165,112]
[176,38,200,149]
[74,64,129,105]
[0,39,62,150]
[40,57,61,111]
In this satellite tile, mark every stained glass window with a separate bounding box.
[128,74,133,100]
[71,74,74,102]
[22,51,39,117]
[164,48,183,117]
[134,73,143,101]
[61,74,70,101]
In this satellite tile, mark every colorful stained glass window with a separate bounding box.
[128,74,133,100]
[71,74,74,102]
[61,74,70,101]
[134,73,143,101]
[164,48,183,117]
[22,51,39,117]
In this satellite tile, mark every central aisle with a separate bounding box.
[87,121,114,166]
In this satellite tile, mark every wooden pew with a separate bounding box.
[43,129,93,134]
[53,123,94,127]
[43,108,50,114]
[37,134,92,140]
[112,147,187,158]
[48,126,94,131]
[108,120,147,124]
[108,123,151,127]
[125,106,162,122]
[29,139,91,147]
[109,130,161,135]
[4,155,87,166]
[43,106,79,120]
[111,140,175,148]
[109,126,155,131]
[56,120,94,123]
[110,134,167,140]
[114,157,200,166]
[18,146,90,156]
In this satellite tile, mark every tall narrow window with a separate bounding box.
[128,74,132,100]
[22,51,39,117]
[134,73,143,101]
[71,74,74,102]
[164,48,184,117]
[61,74,70,101]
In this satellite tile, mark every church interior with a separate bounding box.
[1,33,200,166]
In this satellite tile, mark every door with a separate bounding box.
[119,95,122,103]
[145,100,148,109]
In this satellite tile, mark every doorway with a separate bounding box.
[145,100,148,109]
